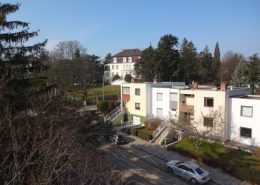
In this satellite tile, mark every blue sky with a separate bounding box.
[5,0,260,59]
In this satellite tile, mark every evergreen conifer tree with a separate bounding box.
[0,3,47,110]
[213,42,221,80]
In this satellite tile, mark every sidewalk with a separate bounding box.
[127,135,252,185]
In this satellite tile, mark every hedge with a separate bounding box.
[121,127,153,141]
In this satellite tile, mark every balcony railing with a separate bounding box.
[179,104,194,113]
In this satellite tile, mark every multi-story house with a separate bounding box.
[121,81,184,125]
[229,95,260,147]
[178,82,251,141]
[151,85,184,120]
[121,81,252,143]
[104,49,142,83]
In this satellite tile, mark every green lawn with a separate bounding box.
[68,85,120,100]
[168,138,260,184]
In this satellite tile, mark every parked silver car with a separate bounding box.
[166,160,210,184]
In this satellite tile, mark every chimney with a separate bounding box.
[220,82,227,91]
[131,78,135,83]
[153,78,157,84]
[192,81,198,89]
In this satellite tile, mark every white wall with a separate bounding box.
[151,87,179,120]
[229,97,260,147]
[152,87,170,119]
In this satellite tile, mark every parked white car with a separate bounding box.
[167,160,210,184]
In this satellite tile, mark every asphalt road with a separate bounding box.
[102,143,191,185]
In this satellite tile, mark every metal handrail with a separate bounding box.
[151,120,170,143]
[104,106,125,122]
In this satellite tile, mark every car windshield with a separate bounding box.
[195,168,204,175]
[176,161,183,165]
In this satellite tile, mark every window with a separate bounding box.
[156,108,163,116]
[157,93,163,101]
[122,87,130,94]
[113,58,117,63]
[123,57,126,63]
[240,127,252,138]
[204,97,214,107]
[111,72,114,76]
[135,88,140,95]
[241,106,253,117]
[170,93,177,101]
[116,65,118,69]
[135,103,140,110]
[203,117,213,127]
[128,57,132,62]
[112,65,114,69]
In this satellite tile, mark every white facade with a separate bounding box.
[104,49,142,83]
[105,61,135,80]
[229,96,260,147]
[151,87,180,120]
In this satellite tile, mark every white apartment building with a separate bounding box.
[122,81,252,141]
[229,95,260,147]
[104,49,142,83]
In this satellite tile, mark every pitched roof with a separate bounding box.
[113,49,142,57]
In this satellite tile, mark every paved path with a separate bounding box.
[121,133,252,185]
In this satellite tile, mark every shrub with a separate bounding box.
[112,74,120,81]
[144,118,161,130]
[137,128,153,141]
[96,101,109,113]
[130,128,138,136]
[121,127,130,134]
[124,74,132,82]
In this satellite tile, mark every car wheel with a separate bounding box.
[190,178,197,184]
[167,167,173,174]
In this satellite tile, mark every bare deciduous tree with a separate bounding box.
[51,41,86,60]
[170,106,225,147]
[0,98,123,185]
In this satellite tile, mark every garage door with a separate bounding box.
[133,116,141,125]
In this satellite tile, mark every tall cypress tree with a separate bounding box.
[213,42,221,81]
[0,3,47,110]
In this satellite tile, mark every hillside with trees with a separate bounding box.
[0,3,122,184]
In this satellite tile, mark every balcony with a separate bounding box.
[179,104,194,113]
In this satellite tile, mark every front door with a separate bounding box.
[133,116,141,125]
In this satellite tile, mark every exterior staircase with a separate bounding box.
[155,128,170,145]
[150,119,170,143]
[104,106,125,123]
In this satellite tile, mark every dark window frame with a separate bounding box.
[204,97,214,107]
[203,117,214,127]
[240,127,252,138]
[135,88,140,96]
[135,103,140,110]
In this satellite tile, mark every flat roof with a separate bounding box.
[241,95,260,100]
